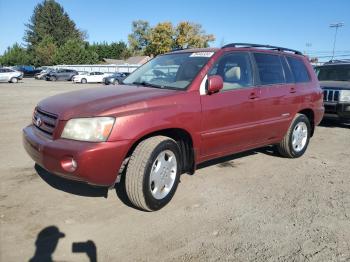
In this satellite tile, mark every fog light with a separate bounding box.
[61,157,78,172]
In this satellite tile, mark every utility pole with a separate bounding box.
[330,22,344,60]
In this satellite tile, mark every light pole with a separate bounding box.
[330,22,344,60]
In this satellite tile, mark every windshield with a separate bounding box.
[123,52,214,90]
[315,65,350,81]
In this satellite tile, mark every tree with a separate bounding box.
[53,39,98,65]
[128,20,216,56]
[128,20,151,54]
[24,0,84,49]
[174,22,215,49]
[90,41,130,60]
[0,43,32,66]
[33,36,57,66]
[145,22,174,56]
[109,41,129,59]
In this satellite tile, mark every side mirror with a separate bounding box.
[207,75,223,94]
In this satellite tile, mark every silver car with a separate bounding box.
[0,68,23,83]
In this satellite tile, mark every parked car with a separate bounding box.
[23,43,324,211]
[72,72,109,84]
[0,67,23,83]
[45,69,78,81]
[315,60,350,122]
[34,69,54,80]
[103,72,130,85]
[14,65,42,77]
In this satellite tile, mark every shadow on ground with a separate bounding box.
[320,119,350,129]
[197,145,280,170]
[29,226,97,262]
[35,164,108,198]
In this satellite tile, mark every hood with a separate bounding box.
[319,80,350,90]
[38,85,178,120]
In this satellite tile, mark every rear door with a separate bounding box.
[200,52,262,159]
[251,52,294,142]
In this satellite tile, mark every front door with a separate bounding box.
[251,53,296,142]
[200,52,262,160]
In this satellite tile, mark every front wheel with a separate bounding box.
[125,136,181,211]
[277,114,311,158]
[81,78,87,84]
[10,77,18,83]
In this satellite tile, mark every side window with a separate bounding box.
[254,53,285,85]
[281,56,294,83]
[209,52,253,91]
[286,57,310,83]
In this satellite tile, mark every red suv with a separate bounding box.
[23,43,324,211]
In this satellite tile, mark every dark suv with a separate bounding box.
[315,60,350,122]
[45,69,78,81]
[23,43,324,211]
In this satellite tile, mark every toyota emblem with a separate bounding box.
[36,117,42,127]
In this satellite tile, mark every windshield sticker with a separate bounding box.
[190,52,214,58]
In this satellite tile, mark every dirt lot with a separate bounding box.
[0,78,349,262]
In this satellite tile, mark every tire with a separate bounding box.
[81,78,87,84]
[125,136,181,211]
[50,76,57,81]
[277,114,311,158]
[114,79,120,85]
[10,77,18,83]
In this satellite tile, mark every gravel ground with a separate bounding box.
[0,79,349,262]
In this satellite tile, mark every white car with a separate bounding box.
[72,72,109,84]
[0,68,23,83]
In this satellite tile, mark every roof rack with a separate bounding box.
[222,43,303,55]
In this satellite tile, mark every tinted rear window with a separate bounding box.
[286,57,310,83]
[316,65,350,81]
[254,53,285,85]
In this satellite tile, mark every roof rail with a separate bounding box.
[222,43,303,55]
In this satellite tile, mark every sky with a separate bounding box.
[0,0,349,60]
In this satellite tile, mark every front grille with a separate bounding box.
[323,89,340,102]
[33,108,58,137]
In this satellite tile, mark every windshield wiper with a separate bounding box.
[131,81,164,89]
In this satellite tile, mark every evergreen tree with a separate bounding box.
[33,36,58,66]
[24,0,84,49]
[0,43,32,66]
[53,39,98,65]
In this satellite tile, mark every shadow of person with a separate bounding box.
[29,226,65,262]
[72,240,97,262]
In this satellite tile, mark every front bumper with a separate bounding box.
[23,125,131,186]
[323,102,350,121]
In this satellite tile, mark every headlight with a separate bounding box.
[61,117,115,142]
[339,90,350,102]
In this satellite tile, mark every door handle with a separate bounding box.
[290,87,296,93]
[249,92,258,99]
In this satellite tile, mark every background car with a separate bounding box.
[14,65,42,78]
[103,72,130,85]
[0,67,23,83]
[72,71,110,83]
[315,60,350,122]
[34,68,54,80]
[45,69,78,81]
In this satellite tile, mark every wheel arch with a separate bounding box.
[298,108,315,136]
[122,128,196,176]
